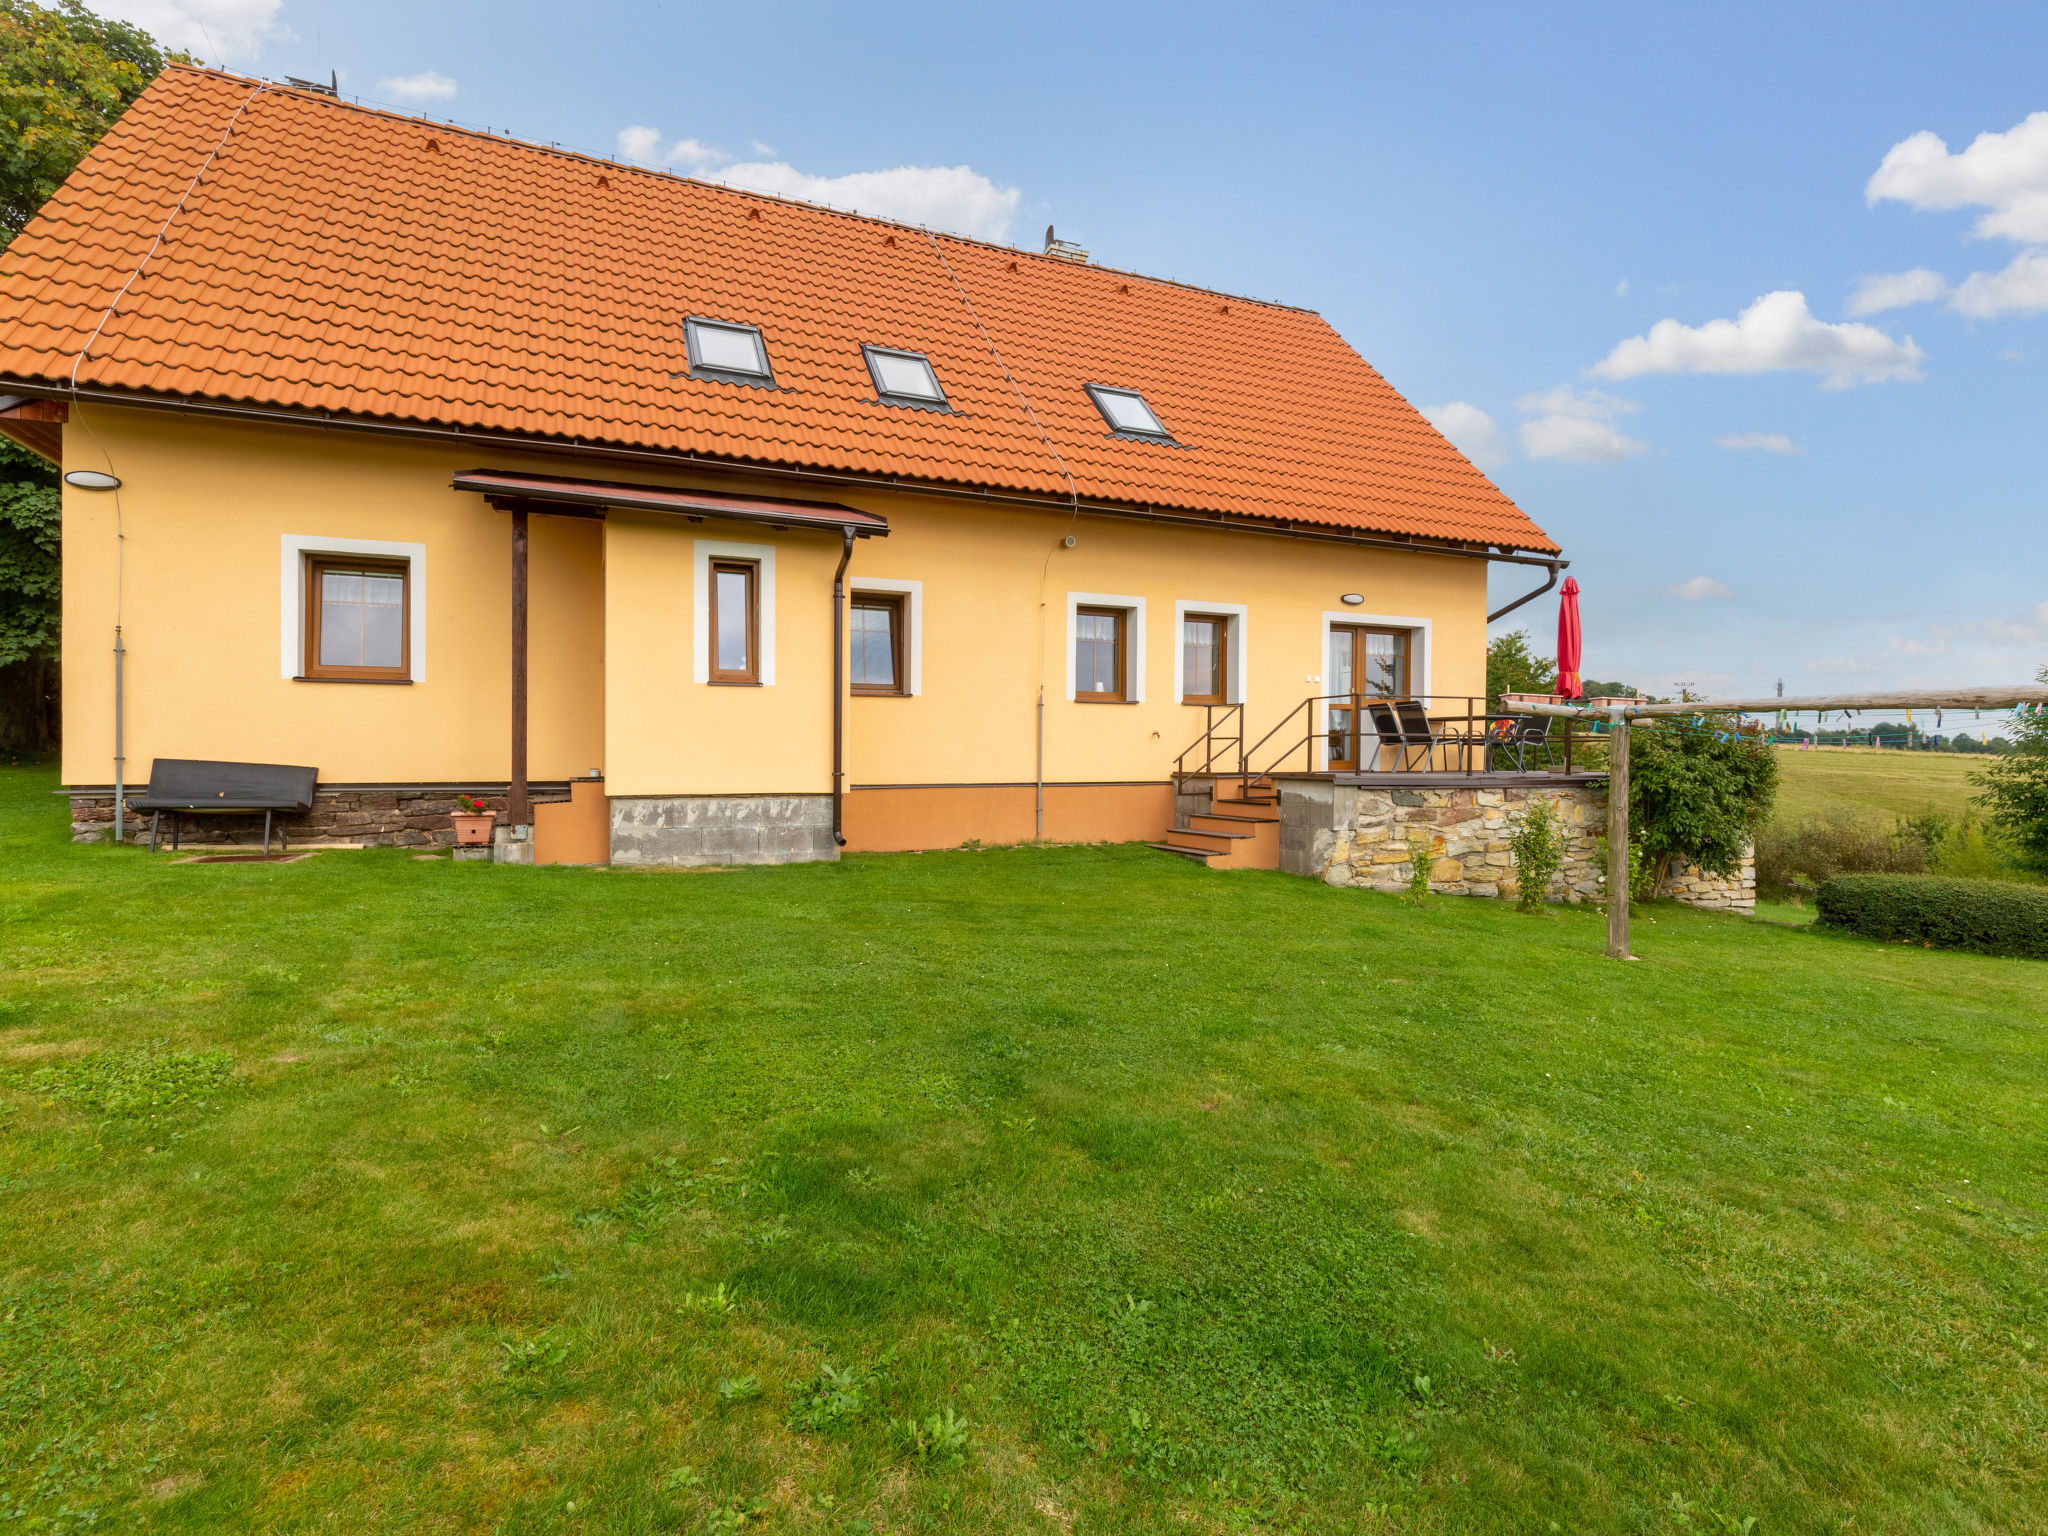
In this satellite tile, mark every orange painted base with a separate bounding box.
[843,783,1173,853]
[534,779,611,864]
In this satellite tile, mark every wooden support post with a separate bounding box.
[1605,715,1632,960]
[509,506,529,827]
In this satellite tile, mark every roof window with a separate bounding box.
[685,317,775,387]
[1085,383,1174,442]
[862,345,949,410]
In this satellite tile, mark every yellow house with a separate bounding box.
[0,67,1563,867]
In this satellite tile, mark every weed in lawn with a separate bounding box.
[701,1494,772,1531]
[890,1404,972,1469]
[717,1374,762,1405]
[789,1356,891,1432]
[19,1042,233,1117]
[680,1282,740,1316]
[498,1330,568,1392]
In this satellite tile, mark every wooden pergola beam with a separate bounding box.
[1506,685,2048,720]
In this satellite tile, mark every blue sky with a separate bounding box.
[107,0,2048,708]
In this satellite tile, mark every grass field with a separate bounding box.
[4,763,2047,1534]
[1770,745,1988,825]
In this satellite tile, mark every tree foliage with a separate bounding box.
[1,0,175,249]
[1973,671,2048,868]
[1486,629,1555,711]
[0,434,58,665]
[1628,723,1778,880]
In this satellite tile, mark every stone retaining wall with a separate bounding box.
[67,788,563,848]
[1276,778,1752,912]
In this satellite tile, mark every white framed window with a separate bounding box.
[848,577,923,695]
[280,534,426,681]
[1065,591,1147,703]
[1172,600,1247,705]
[694,539,777,685]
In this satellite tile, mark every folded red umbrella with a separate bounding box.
[1556,577,1583,700]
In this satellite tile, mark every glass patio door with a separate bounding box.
[1324,627,1410,770]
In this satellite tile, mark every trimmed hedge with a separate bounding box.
[1816,874,2048,959]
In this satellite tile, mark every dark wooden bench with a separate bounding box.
[127,759,319,855]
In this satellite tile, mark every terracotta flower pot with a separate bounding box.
[452,811,497,846]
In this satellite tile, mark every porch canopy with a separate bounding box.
[451,465,888,841]
[450,467,890,535]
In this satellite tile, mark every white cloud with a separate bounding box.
[1591,290,1925,389]
[1867,111,2048,243]
[618,127,723,170]
[1515,386,1647,463]
[377,71,457,102]
[1669,577,1733,601]
[1615,278,1630,298]
[1952,247,2048,318]
[709,160,1021,241]
[93,0,289,60]
[616,127,1022,241]
[1846,267,1950,316]
[1714,431,1803,455]
[1419,401,1511,470]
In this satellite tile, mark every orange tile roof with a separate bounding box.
[0,66,1557,552]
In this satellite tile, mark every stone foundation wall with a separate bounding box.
[1278,778,1753,912]
[68,788,565,849]
[1656,855,1756,912]
[609,794,838,867]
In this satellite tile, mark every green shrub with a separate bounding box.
[1755,809,1928,899]
[1510,798,1561,911]
[1405,833,1434,901]
[1815,875,2048,959]
[1629,722,1778,881]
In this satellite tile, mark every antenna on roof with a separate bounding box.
[1043,224,1090,264]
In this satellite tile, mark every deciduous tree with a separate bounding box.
[1973,671,2048,868]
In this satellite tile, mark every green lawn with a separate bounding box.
[4,763,2046,1534]
[1771,745,1988,825]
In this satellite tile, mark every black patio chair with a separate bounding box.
[1491,715,1554,772]
[1390,699,1462,771]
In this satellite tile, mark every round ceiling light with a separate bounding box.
[1340,592,1364,605]
[63,470,122,491]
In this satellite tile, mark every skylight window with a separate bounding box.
[862,345,949,410]
[1085,383,1174,442]
[685,317,775,386]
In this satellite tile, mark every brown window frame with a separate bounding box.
[1074,605,1128,703]
[707,559,761,684]
[849,591,907,696]
[303,555,410,682]
[1181,612,1229,706]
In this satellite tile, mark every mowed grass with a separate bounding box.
[1772,745,1988,825]
[3,763,2046,1535]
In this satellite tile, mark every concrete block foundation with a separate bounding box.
[609,794,838,867]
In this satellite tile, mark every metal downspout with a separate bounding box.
[1487,559,1567,623]
[831,528,854,847]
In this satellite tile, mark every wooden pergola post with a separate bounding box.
[509,506,529,828]
[1605,713,1632,960]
